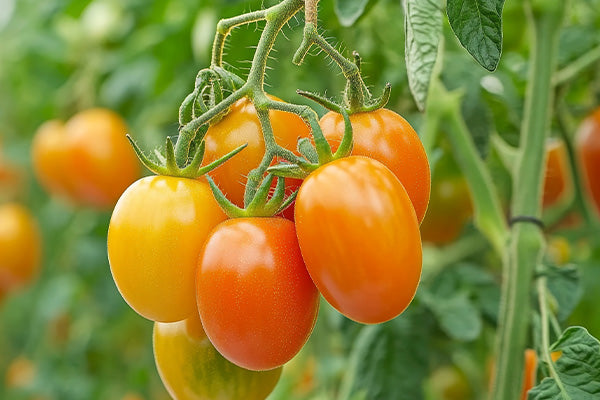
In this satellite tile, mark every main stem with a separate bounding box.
[491,1,564,399]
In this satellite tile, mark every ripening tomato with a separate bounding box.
[108,176,226,322]
[542,138,571,208]
[576,107,600,213]
[197,218,319,371]
[420,173,472,245]
[295,156,422,324]
[0,203,41,293]
[427,365,472,400]
[32,109,140,209]
[320,109,430,223]
[154,313,282,400]
[203,97,310,211]
[4,356,36,389]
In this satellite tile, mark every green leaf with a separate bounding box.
[544,265,582,322]
[334,0,372,27]
[339,312,429,400]
[529,327,600,399]
[423,291,482,341]
[403,0,443,111]
[446,0,505,71]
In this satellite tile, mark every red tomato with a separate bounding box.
[320,109,430,223]
[108,176,226,322]
[542,138,570,208]
[295,156,422,324]
[576,107,600,213]
[203,97,310,211]
[153,313,282,400]
[0,203,42,293]
[197,217,319,371]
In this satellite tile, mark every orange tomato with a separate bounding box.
[0,203,41,293]
[4,356,36,389]
[295,156,422,324]
[203,97,310,209]
[576,107,600,213]
[153,313,282,400]
[197,218,319,371]
[108,176,226,322]
[320,109,430,223]
[542,138,571,208]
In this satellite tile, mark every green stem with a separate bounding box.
[211,10,268,67]
[491,2,564,399]
[553,44,600,86]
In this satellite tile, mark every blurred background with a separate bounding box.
[1,0,600,399]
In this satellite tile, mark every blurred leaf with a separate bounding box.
[544,264,582,322]
[446,0,505,71]
[334,0,372,27]
[422,291,482,341]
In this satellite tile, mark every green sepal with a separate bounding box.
[267,163,313,180]
[298,137,319,163]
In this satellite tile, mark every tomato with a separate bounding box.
[427,365,472,400]
[4,356,36,389]
[0,158,24,203]
[420,173,472,245]
[576,107,600,213]
[154,313,281,400]
[320,109,430,223]
[203,97,310,210]
[32,109,140,209]
[542,138,571,208]
[197,217,319,371]
[546,236,570,265]
[0,203,41,293]
[108,176,226,322]
[521,349,537,400]
[295,156,421,324]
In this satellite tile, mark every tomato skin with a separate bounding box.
[197,217,319,371]
[320,109,430,223]
[108,176,226,322]
[420,174,472,245]
[295,156,422,324]
[203,97,310,209]
[521,349,537,400]
[576,108,600,213]
[542,139,570,208]
[0,203,41,293]
[153,313,281,400]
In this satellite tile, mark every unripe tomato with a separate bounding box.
[154,313,281,400]
[542,138,571,208]
[0,203,41,293]
[320,109,430,223]
[197,217,319,371]
[203,97,310,210]
[32,109,140,209]
[575,107,600,213]
[427,365,472,400]
[108,176,226,322]
[295,156,422,324]
[420,173,472,245]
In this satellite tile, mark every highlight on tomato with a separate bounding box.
[294,156,422,324]
[0,203,42,295]
[108,175,226,322]
[197,217,319,371]
[31,108,140,209]
[153,312,282,400]
[542,138,571,208]
[575,106,600,213]
[320,108,430,223]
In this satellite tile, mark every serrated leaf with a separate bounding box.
[544,265,582,322]
[339,313,429,400]
[529,327,600,399]
[446,0,505,71]
[334,0,371,27]
[403,0,443,111]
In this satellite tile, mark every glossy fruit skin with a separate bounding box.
[420,174,472,245]
[203,97,310,209]
[320,109,430,223]
[295,156,422,324]
[153,313,281,400]
[197,217,319,371]
[542,139,570,208]
[108,176,226,322]
[576,107,600,213]
[32,109,140,209]
[0,203,41,293]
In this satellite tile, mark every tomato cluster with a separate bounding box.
[107,100,429,398]
[32,108,140,209]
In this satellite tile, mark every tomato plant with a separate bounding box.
[0,203,41,294]
[153,312,282,400]
[320,108,430,222]
[108,176,226,322]
[542,138,570,208]
[576,107,600,213]
[295,156,421,324]
[197,217,319,371]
